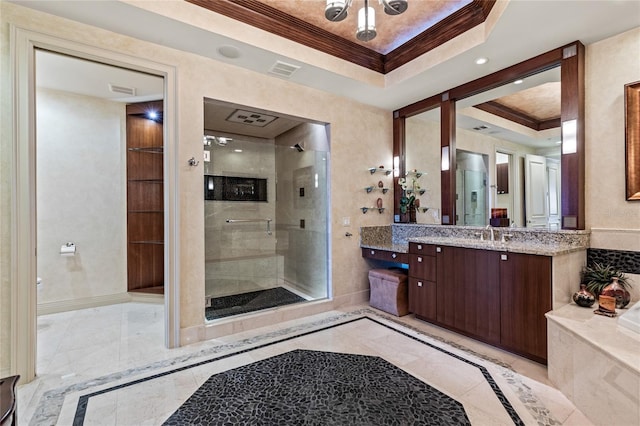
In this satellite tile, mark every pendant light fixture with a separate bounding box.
[325,0,408,42]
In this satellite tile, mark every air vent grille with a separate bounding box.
[472,124,489,131]
[109,83,136,96]
[268,61,300,78]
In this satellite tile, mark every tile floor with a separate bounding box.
[17,302,594,425]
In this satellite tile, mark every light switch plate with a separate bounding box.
[203,151,210,162]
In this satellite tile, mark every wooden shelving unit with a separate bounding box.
[126,101,164,295]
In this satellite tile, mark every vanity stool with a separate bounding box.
[368,269,409,316]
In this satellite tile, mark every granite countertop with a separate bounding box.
[362,238,581,256]
[406,236,583,256]
[360,224,589,257]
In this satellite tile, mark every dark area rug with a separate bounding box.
[163,349,470,426]
[205,287,306,320]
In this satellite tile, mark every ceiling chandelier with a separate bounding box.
[325,0,409,42]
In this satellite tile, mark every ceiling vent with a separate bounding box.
[268,61,300,78]
[472,124,489,131]
[226,109,278,127]
[108,83,136,96]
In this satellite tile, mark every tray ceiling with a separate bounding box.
[186,0,494,73]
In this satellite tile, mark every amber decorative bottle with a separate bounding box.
[601,277,631,309]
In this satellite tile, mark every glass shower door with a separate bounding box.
[204,138,279,316]
[203,126,329,321]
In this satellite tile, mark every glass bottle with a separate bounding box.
[601,277,631,309]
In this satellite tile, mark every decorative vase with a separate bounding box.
[601,277,631,309]
[572,284,595,308]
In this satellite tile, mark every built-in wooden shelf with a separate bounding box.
[126,101,164,294]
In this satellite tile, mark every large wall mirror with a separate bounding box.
[453,67,561,228]
[394,41,585,229]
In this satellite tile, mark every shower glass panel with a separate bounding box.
[455,150,488,226]
[204,125,329,321]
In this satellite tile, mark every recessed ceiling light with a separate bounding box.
[556,141,562,144]
[475,57,489,65]
[513,79,524,84]
[217,45,241,59]
[233,149,243,153]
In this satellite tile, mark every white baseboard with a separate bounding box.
[37,292,132,316]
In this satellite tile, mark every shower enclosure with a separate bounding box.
[203,110,329,321]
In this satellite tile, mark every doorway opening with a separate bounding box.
[33,48,167,375]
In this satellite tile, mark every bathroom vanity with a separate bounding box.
[361,224,589,363]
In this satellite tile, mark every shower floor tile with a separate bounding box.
[205,286,306,320]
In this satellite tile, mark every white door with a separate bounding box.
[525,154,549,228]
[547,159,561,229]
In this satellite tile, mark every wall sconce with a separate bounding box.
[441,146,450,171]
[393,156,400,177]
[562,119,577,154]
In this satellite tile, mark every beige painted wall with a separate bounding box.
[36,88,128,304]
[585,27,640,299]
[585,27,640,246]
[0,2,392,373]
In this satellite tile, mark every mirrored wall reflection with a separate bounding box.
[455,151,488,226]
[454,67,562,228]
[405,108,441,224]
[203,99,329,321]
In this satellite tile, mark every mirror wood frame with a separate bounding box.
[393,41,586,229]
[626,81,640,201]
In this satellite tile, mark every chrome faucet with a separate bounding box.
[485,224,495,242]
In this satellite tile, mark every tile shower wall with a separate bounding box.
[204,138,278,298]
[36,88,127,305]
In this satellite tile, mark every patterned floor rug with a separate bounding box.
[205,287,306,320]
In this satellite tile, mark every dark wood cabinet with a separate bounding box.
[499,252,552,363]
[436,246,500,344]
[406,242,551,363]
[436,246,500,345]
[361,248,408,264]
[126,101,164,294]
[408,243,437,321]
[408,277,437,322]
